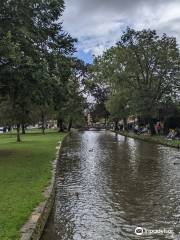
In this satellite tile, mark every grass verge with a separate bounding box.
[0,131,66,240]
[116,131,180,148]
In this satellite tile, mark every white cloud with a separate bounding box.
[62,0,180,57]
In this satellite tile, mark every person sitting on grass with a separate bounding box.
[167,129,177,140]
[140,125,149,134]
[134,124,139,134]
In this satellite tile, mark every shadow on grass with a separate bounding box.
[0,149,15,157]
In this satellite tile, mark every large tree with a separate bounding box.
[0,0,76,141]
[85,63,110,124]
[54,59,87,132]
[91,28,180,134]
[106,89,130,130]
[118,29,180,122]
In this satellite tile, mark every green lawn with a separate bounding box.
[0,131,65,240]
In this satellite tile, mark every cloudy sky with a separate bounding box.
[62,0,180,63]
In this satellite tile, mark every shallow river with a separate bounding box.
[41,130,180,240]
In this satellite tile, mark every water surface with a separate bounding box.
[42,131,180,240]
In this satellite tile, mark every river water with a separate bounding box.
[41,130,180,240]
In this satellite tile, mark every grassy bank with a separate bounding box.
[116,131,180,148]
[0,131,65,240]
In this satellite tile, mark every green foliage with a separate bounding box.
[90,28,180,128]
[106,89,130,120]
[0,0,85,139]
[118,28,180,116]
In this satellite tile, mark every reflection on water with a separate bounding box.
[41,131,180,240]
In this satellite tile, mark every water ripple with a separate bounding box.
[42,131,180,240]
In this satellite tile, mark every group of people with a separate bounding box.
[133,121,162,135]
[132,121,180,140]
[167,129,180,140]
[134,124,149,135]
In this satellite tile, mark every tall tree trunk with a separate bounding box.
[17,124,21,142]
[114,119,119,131]
[68,118,72,132]
[104,115,107,129]
[104,115,107,125]
[123,117,128,131]
[163,120,169,135]
[148,118,156,135]
[22,123,26,134]
[58,119,64,132]
[41,111,45,134]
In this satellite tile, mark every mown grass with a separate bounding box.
[118,131,180,148]
[0,131,66,240]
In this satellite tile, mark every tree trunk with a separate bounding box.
[58,119,64,132]
[163,120,169,135]
[114,119,119,131]
[68,118,72,132]
[22,123,26,134]
[41,112,45,134]
[104,115,107,125]
[17,124,21,142]
[123,117,128,131]
[148,118,156,135]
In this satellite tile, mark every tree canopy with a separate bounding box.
[88,28,180,133]
[0,0,86,141]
